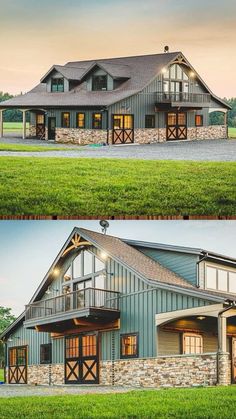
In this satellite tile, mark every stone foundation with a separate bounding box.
[187,125,227,141]
[100,354,218,388]
[29,124,36,138]
[53,125,227,145]
[27,364,64,385]
[56,128,108,145]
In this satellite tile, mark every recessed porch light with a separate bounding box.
[197,316,206,320]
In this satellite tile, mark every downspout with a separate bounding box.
[196,252,208,288]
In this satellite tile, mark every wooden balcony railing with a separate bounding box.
[156,92,211,104]
[25,288,120,321]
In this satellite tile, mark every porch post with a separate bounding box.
[22,109,27,140]
[217,314,229,385]
[0,109,5,138]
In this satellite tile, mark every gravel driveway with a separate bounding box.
[0,384,141,398]
[0,138,236,161]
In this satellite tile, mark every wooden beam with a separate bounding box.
[51,319,120,338]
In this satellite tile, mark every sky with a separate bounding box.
[0,0,235,97]
[0,220,235,316]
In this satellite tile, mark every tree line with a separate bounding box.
[1,92,236,127]
[0,306,16,368]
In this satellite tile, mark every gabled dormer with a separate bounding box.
[40,65,86,93]
[80,62,131,92]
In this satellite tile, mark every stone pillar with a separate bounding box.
[0,109,4,138]
[217,314,230,385]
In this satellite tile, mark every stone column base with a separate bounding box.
[217,352,231,386]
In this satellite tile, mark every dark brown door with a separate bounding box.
[112,115,134,144]
[48,117,56,141]
[167,112,187,140]
[232,338,236,383]
[36,113,45,139]
[8,346,27,384]
[65,334,99,384]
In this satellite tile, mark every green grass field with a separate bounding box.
[0,158,235,216]
[3,122,29,132]
[1,387,236,418]
[229,127,236,138]
[0,143,77,152]
[0,369,4,382]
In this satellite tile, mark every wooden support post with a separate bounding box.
[218,314,227,352]
[0,109,4,138]
[22,110,26,140]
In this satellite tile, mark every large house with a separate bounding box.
[0,51,230,144]
[1,228,236,387]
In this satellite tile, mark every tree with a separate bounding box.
[0,91,26,122]
[0,306,16,367]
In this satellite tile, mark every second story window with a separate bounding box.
[51,78,64,92]
[206,265,236,294]
[61,112,70,128]
[92,75,107,91]
[92,113,102,129]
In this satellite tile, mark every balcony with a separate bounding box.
[155,92,211,108]
[24,288,120,333]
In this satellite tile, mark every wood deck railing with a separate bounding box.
[25,288,120,321]
[156,92,211,104]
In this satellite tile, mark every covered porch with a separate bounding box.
[156,302,236,386]
[0,108,47,140]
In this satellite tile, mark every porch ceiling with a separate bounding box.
[156,304,226,326]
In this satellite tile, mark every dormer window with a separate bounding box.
[205,264,236,294]
[51,78,64,92]
[92,75,107,91]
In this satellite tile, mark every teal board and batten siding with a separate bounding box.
[135,247,199,286]
[6,324,64,366]
[46,109,108,130]
[6,251,213,366]
[101,257,212,361]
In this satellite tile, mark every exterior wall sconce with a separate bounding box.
[45,286,59,295]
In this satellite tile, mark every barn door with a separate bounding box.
[9,346,27,384]
[112,115,134,144]
[65,334,99,384]
[36,113,46,139]
[167,112,187,140]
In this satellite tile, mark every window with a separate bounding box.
[61,112,70,128]
[183,333,203,354]
[40,344,52,364]
[51,78,64,92]
[206,266,217,289]
[76,113,85,129]
[92,113,102,129]
[218,269,228,292]
[66,337,79,359]
[92,75,107,91]
[120,333,138,358]
[195,115,203,127]
[229,272,236,293]
[73,253,82,278]
[145,115,155,129]
[205,264,236,294]
[84,250,93,275]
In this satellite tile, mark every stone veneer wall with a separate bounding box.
[54,125,227,145]
[29,124,36,138]
[100,354,219,388]
[5,364,64,385]
[187,125,227,141]
[56,128,108,145]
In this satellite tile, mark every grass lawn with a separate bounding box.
[1,387,236,418]
[0,158,235,216]
[0,369,4,382]
[0,143,77,152]
[229,127,236,138]
[3,122,29,132]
